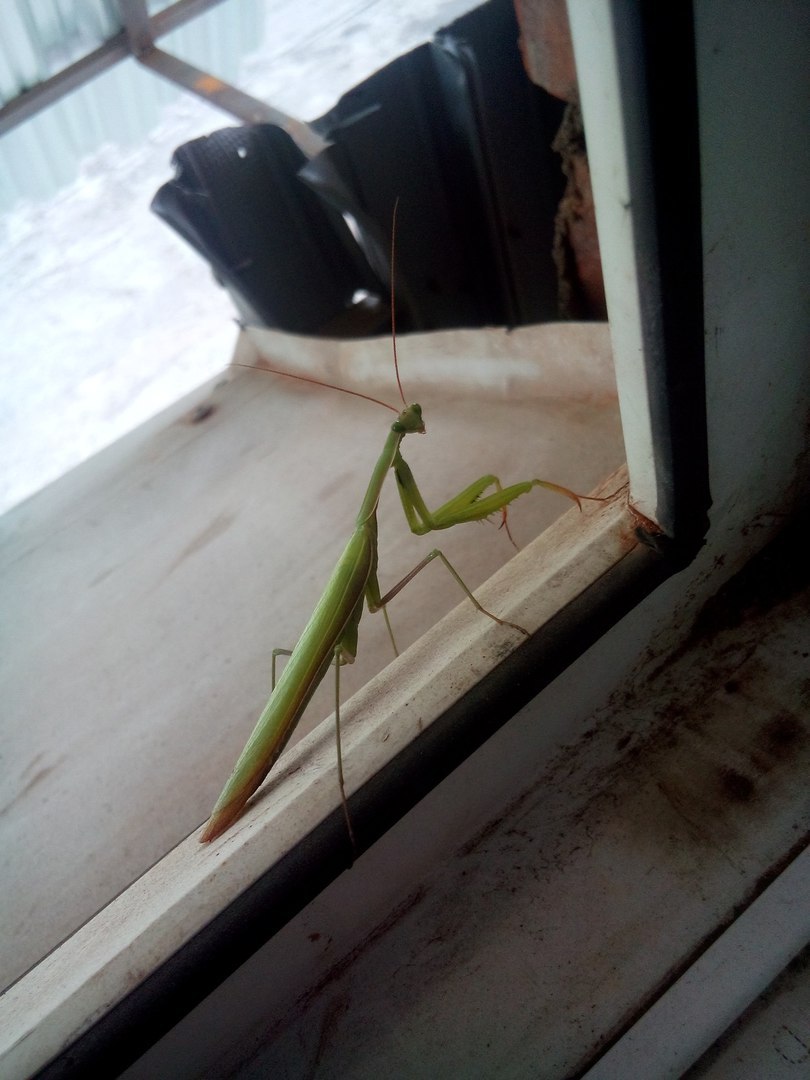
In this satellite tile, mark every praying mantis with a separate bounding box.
[200,206,594,844]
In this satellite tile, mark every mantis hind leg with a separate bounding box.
[332,647,356,857]
[381,603,399,657]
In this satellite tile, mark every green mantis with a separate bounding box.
[200,394,584,842]
[200,211,589,844]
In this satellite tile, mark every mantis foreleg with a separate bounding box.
[392,449,588,536]
[332,648,356,852]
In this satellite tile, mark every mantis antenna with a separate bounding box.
[389,196,408,408]
[233,198,408,414]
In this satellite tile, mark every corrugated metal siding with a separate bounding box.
[0,1,120,104]
[0,0,264,211]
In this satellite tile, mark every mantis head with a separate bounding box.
[393,403,425,435]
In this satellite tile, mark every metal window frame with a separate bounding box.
[0,3,710,1077]
[0,0,325,155]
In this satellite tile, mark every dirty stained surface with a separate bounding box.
[686,944,810,1078]
[227,518,810,1079]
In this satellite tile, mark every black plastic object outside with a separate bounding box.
[151,0,566,337]
[152,124,382,335]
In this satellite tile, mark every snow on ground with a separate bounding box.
[0,0,475,514]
